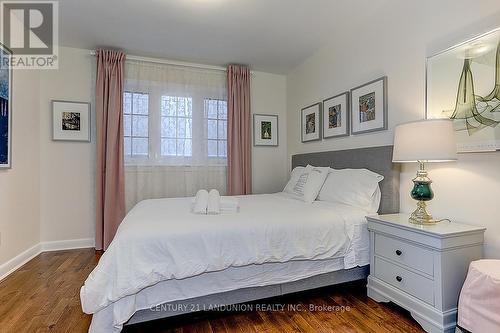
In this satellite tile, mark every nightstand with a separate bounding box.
[366,214,485,333]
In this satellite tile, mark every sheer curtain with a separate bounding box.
[124,60,227,211]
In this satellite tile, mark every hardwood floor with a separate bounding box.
[0,249,425,333]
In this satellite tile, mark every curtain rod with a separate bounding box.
[89,51,253,73]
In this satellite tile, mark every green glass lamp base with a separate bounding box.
[409,162,438,225]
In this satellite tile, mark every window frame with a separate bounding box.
[123,91,228,166]
[123,91,150,162]
[205,98,228,159]
[160,95,194,159]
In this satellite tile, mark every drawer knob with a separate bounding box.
[395,250,402,256]
[396,276,403,282]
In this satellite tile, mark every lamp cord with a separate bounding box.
[437,218,452,223]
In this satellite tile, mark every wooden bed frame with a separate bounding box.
[126,145,400,326]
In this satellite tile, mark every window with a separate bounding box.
[123,94,227,163]
[124,61,227,165]
[124,92,149,156]
[161,96,193,157]
[205,99,227,158]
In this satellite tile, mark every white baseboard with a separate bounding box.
[0,238,95,282]
[41,238,95,252]
[0,243,42,282]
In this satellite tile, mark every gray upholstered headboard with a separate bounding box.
[291,145,400,214]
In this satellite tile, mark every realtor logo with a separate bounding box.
[0,1,58,69]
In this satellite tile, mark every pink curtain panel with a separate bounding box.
[227,64,252,195]
[95,49,126,250]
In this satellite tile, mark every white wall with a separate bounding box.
[39,47,95,243]
[286,0,500,258]
[0,70,41,265]
[0,47,95,269]
[251,72,288,194]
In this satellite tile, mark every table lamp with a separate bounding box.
[393,119,457,225]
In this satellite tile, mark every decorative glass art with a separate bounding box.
[427,28,500,152]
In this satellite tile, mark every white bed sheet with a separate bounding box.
[81,193,370,332]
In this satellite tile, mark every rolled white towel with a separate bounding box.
[207,189,221,215]
[193,189,209,214]
[220,196,240,213]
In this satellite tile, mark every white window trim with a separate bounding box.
[124,87,228,166]
[124,91,150,158]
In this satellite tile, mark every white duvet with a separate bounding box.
[81,193,370,331]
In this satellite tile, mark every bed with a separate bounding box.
[81,146,400,332]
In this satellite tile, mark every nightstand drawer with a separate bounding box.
[375,233,434,276]
[374,257,434,305]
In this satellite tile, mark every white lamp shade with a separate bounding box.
[393,119,457,162]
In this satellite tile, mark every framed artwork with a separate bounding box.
[0,44,12,169]
[350,76,388,135]
[301,103,322,142]
[426,27,500,152]
[323,92,349,139]
[254,114,278,146]
[52,100,91,142]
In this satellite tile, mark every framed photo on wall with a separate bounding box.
[301,103,321,142]
[0,44,12,169]
[52,100,91,142]
[254,114,278,146]
[323,92,349,139]
[350,76,388,135]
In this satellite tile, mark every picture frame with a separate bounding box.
[0,43,12,169]
[52,100,91,142]
[253,114,278,146]
[323,92,350,139]
[301,103,322,142]
[350,76,388,135]
[426,27,500,153]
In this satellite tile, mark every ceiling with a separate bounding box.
[59,0,388,74]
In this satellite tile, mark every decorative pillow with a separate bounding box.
[285,165,330,203]
[318,168,384,212]
[283,166,306,194]
[292,172,309,196]
[289,164,313,197]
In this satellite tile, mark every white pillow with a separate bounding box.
[283,166,305,194]
[286,165,330,203]
[318,168,384,212]
[369,186,382,213]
